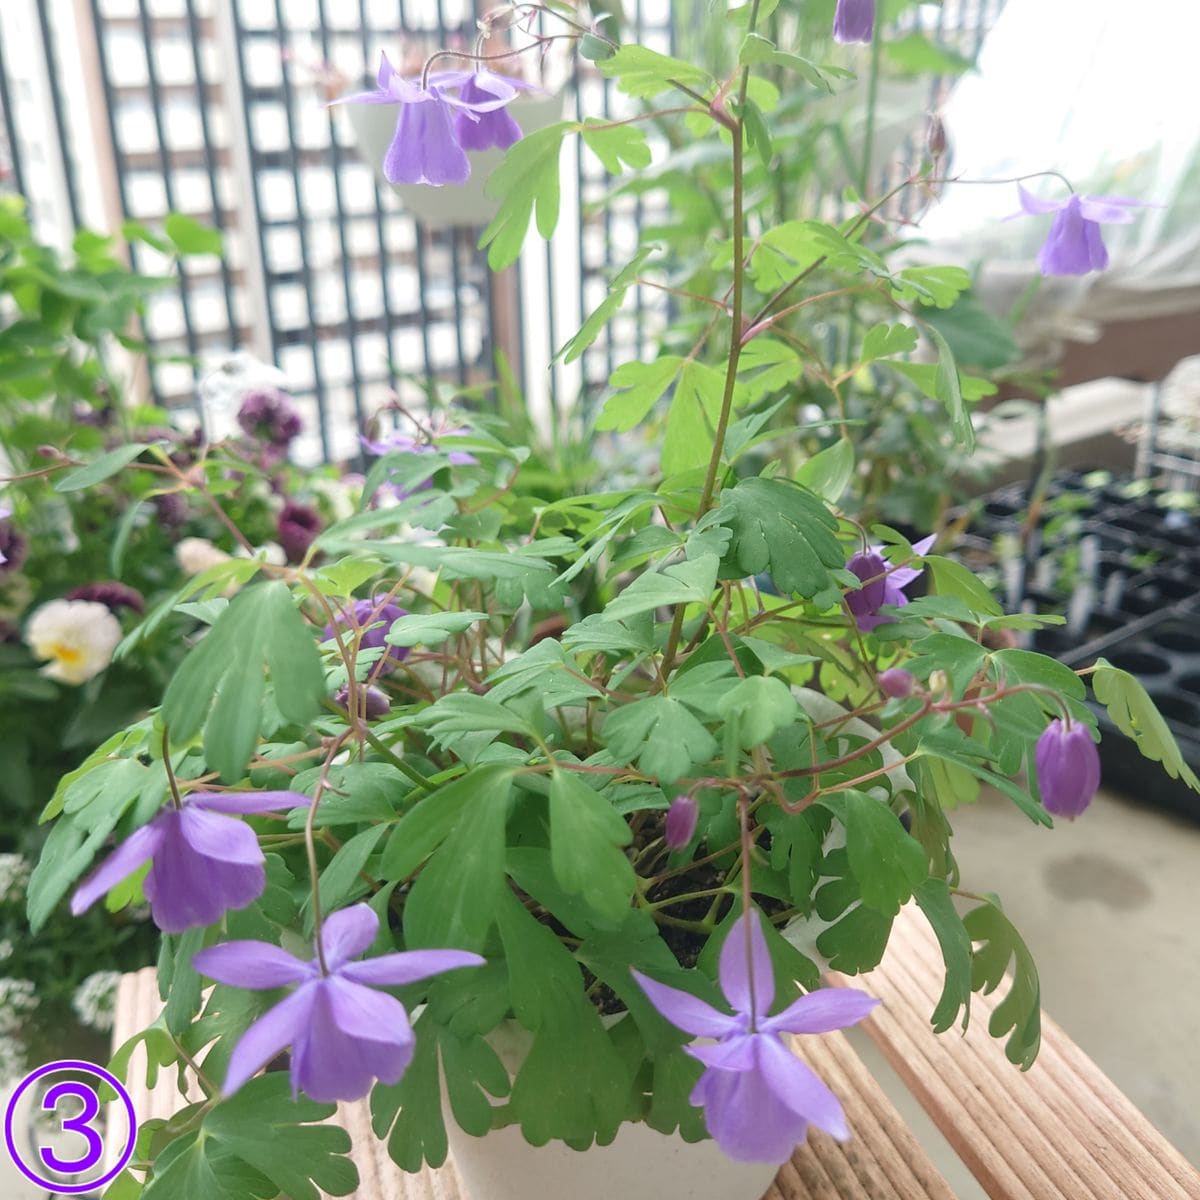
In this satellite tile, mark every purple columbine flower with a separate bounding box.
[833,0,875,43]
[334,682,390,720]
[323,597,409,674]
[237,388,302,446]
[665,794,700,851]
[1035,718,1101,819]
[451,70,535,151]
[1011,186,1152,277]
[632,909,878,1163]
[277,500,322,564]
[71,790,308,934]
[336,53,519,186]
[845,534,935,633]
[193,904,483,1102]
[66,580,145,615]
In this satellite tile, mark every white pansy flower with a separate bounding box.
[175,536,232,576]
[25,599,122,685]
[72,970,121,1032]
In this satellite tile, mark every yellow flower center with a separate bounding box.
[49,642,85,668]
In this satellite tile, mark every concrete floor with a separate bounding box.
[3,787,1196,1198]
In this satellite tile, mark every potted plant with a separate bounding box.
[23,4,1183,1199]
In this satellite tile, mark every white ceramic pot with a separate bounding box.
[443,1022,780,1200]
[341,94,564,229]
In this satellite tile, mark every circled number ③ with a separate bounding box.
[3,1059,136,1195]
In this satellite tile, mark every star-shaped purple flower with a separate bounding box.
[336,54,520,186]
[71,790,308,934]
[845,534,935,633]
[1012,185,1152,277]
[632,910,878,1164]
[193,904,483,1102]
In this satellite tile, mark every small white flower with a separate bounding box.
[0,854,30,901]
[0,1034,25,1085]
[25,599,122,685]
[0,978,37,1034]
[235,541,287,566]
[0,940,13,963]
[72,970,121,1032]
[175,536,232,576]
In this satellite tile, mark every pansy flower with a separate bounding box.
[633,910,878,1163]
[193,904,484,1102]
[71,790,308,933]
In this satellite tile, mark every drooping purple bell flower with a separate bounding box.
[322,596,409,674]
[1011,186,1153,277]
[664,794,700,851]
[1035,718,1101,819]
[833,0,875,44]
[71,790,309,934]
[193,904,484,1102]
[877,667,915,699]
[277,500,322,564]
[633,909,878,1163]
[845,535,935,633]
[334,682,390,720]
[452,70,534,151]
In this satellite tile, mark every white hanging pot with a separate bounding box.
[442,1021,781,1200]
[342,94,565,230]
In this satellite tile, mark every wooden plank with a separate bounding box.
[832,905,1200,1200]
[110,966,954,1200]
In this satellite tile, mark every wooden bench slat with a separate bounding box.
[834,906,1200,1200]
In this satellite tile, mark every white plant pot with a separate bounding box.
[341,94,564,229]
[443,1022,781,1200]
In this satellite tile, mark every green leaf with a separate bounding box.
[597,45,711,98]
[925,555,1002,618]
[739,97,773,169]
[914,878,972,1034]
[860,322,919,363]
[54,443,153,491]
[602,554,718,623]
[716,676,798,749]
[580,120,653,175]
[821,791,927,916]
[603,696,718,784]
[403,773,511,951]
[715,476,844,603]
[383,610,489,648]
[1093,661,1200,791]
[558,247,656,365]
[925,323,975,451]
[661,360,726,476]
[304,825,387,930]
[887,359,995,404]
[549,770,635,922]
[595,357,683,433]
[440,1026,511,1135]
[486,639,603,709]
[963,901,1042,1069]
[480,122,572,270]
[373,1012,447,1170]
[891,266,973,309]
[164,213,224,257]
[883,33,974,77]
[795,440,854,504]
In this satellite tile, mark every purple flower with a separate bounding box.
[277,501,322,564]
[632,909,878,1163]
[665,794,699,851]
[877,667,915,699]
[453,71,533,151]
[334,682,390,720]
[845,534,935,633]
[1035,719,1101,819]
[193,904,483,1102]
[833,0,875,43]
[322,596,409,674]
[360,426,478,466]
[336,54,518,187]
[0,516,26,575]
[237,388,302,445]
[71,790,308,934]
[1012,186,1152,277]
[66,580,145,615]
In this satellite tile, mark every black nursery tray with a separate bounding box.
[960,471,1200,822]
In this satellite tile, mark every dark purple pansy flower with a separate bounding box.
[322,597,409,674]
[334,682,391,720]
[833,0,875,43]
[845,534,935,633]
[1011,186,1152,277]
[1035,718,1101,819]
[71,790,308,934]
[237,388,303,445]
[153,492,188,531]
[67,580,145,615]
[193,904,484,1102]
[633,910,878,1163]
[277,501,322,564]
[665,794,699,851]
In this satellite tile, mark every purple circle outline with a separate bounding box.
[3,1059,136,1195]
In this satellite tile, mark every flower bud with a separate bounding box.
[878,668,915,699]
[1035,719,1100,819]
[926,113,947,161]
[664,794,699,851]
[927,669,949,696]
